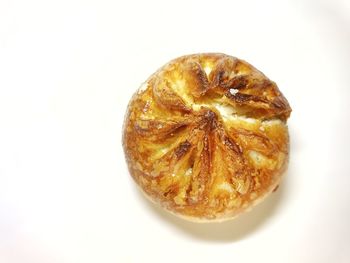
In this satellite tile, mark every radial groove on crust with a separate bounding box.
[123,53,291,222]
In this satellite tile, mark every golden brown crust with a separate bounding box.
[123,53,292,222]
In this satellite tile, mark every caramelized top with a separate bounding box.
[123,53,291,220]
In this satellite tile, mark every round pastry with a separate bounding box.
[123,53,292,222]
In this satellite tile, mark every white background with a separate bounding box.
[1,0,350,262]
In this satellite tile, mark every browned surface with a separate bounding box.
[123,53,291,221]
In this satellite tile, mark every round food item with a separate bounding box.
[123,53,292,222]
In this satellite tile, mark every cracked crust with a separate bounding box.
[123,53,292,222]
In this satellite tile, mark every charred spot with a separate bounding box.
[167,123,188,136]
[223,75,249,90]
[163,185,179,197]
[174,141,192,159]
[203,109,216,121]
[224,136,242,154]
[211,69,225,87]
[199,110,218,130]
[183,62,210,98]
[226,92,253,102]
[153,80,192,113]
[272,96,289,109]
[167,100,192,113]
[226,91,270,105]
[194,64,210,91]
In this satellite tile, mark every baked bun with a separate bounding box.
[123,53,291,222]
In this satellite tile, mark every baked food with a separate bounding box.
[123,53,291,222]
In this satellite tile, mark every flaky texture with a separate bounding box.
[123,53,292,222]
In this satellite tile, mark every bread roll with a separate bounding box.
[123,53,291,222]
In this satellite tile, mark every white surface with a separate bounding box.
[1,0,350,262]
